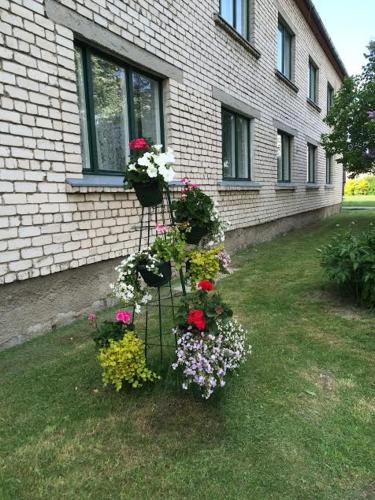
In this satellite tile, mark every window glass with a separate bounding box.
[283,29,291,79]
[309,62,317,102]
[132,72,161,145]
[74,47,90,171]
[277,25,283,73]
[277,131,291,182]
[326,155,332,184]
[91,54,128,172]
[236,116,250,178]
[327,84,334,112]
[222,110,236,178]
[307,144,316,183]
[220,0,234,26]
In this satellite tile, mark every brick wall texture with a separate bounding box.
[0,0,344,285]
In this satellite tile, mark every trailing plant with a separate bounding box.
[124,139,175,188]
[319,227,375,307]
[172,319,250,399]
[98,331,160,391]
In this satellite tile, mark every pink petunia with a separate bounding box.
[88,313,96,322]
[115,310,133,324]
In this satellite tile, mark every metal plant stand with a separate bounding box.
[134,186,186,363]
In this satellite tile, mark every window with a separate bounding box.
[222,109,252,180]
[277,19,293,80]
[74,44,163,174]
[307,143,317,183]
[220,0,250,39]
[327,83,334,113]
[277,131,292,182]
[308,59,318,103]
[326,155,332,184]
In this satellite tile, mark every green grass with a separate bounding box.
[1,211,374,500]
[343,194,375,207]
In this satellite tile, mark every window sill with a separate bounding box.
[305,183,320,190]
[213,14,261,60]
[65,175,185,193]
[307,98,321,113]
[218,180,262,191]
[275,70,299,93]
[324,184,334,189]
[275,183,297,191]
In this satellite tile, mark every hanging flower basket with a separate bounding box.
[185,225,208,245]
[138,261,172,288]
[133,179,164,207]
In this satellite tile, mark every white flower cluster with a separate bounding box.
[172,319,251,399]
[110,253,154,314]
[128,145,176,183]
[205,204,229,247]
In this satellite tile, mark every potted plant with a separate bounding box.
[138,225,186,287]
[171,178,226,244]
[171,280,251,399]
[124,138,176,207]
[185,244,231,285]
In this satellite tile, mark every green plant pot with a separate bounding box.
[133,180,163,207]
[185,225,209,245]
[138,261,171,288]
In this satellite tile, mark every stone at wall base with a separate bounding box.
[0,203,341,350]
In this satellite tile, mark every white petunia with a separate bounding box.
[153,144,163,152]
[159,165,175,182]
[147,165,158,178]
[128,163,137,171]
[138,152,152,167]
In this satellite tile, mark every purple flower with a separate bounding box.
[367,110,375,119]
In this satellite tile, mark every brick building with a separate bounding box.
[0,0,346,347]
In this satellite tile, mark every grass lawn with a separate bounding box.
[343,194,375,207]
[1,211,374,500]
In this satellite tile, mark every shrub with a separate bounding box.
[98,331,160,391]
[319,228,375,307]
[344,179,356,196]
[355,178,369,195]
[367,176,375,194]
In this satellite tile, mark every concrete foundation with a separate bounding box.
[0,203,341,350]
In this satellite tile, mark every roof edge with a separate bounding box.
[295,0,348,80]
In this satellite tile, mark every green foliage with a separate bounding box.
[91,320,129,348]
[98,331,160,391]
[344,178,370,196]
[178,288,233,334]
[321,43,375,176]
[151,227,186,269]
[172,187,214,228]
[319,228,375,307]
[186,246,222,284]
[367,175,375,194]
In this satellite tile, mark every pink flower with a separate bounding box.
[88,313,96,322]
[155,223,168,235]
[129,138,150,150]
[181,177,190,184]
[190,183,200,189]
[115,310,133,324]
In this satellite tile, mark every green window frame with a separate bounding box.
[219,0,250,40]
[308,59,318,103]
[74,43,164,175]
[326,155,333,184]
[222,108,252,181]
[307,143,317,183]
[277,19,293,80]
[277,131,292,183]
[327,83,334,113]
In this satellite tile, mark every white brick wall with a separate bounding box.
[0,0,344,285]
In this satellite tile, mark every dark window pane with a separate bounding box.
[308,144,316,183]
[132,72,161,145]
[326,155,332,184]
[220,0,234,26]
[236,116,250,178]
[284,30,292,79]
[282,134,291,181]
[309,62,317,102]
[222,110,236,178]
[277,132,282,180]
[74,47,90,171]
[91,54,128,172]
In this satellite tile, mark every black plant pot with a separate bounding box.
[138,261,172,288]
[133,179,163,207]
[185,225,209,245]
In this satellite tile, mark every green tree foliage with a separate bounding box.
[321,42,375,176]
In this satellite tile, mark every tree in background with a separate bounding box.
[321,42,375,177]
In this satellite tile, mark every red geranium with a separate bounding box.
[198,280,214,292]
[129,138,150,150]
[187,309,206,330]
